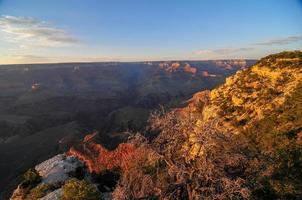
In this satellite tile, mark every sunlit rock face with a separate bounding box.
[182,51,302,159]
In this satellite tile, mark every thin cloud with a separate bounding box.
[251,35,302,46]
[194,47,253,55]
[213,47,253,54]
[0,15,39,26]
[0,15,79,47]
[194,50,213,55]
[14,54,48,62]
[0,54,49,64]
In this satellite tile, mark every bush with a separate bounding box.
[15,168,42,199]
[25,184,53,200]
[21,168,41,189]
[60,178,100,200]
[24,168,41,183]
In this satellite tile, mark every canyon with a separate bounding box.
[0,59,256,199]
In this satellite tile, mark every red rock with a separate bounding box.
[67,133,136,174]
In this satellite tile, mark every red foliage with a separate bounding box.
[67,133,136,174]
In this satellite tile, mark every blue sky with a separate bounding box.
[0,0,301,64]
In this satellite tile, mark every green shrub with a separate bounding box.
[60,178,100,200]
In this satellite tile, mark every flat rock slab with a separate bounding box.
[35,154,83,184]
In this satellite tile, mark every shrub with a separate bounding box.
[60,178,100,200]
[25,184,53,200]
[23,168,41,185]
[113,109,250,199]
[112,146,162,200]
[152,111,250,199]
[16,168,42,199]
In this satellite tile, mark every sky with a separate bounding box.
[0,0,301,64]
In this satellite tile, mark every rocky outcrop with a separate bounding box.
[181,90,211,116]
[181,51,302,198]
[35,154,83,185]
[213,59,248,70]
[10,154,85,200]
[184,64,197,74]
[158,62,198,74]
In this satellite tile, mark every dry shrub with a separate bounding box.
[112,108,250,199]
[155,109,249,199]
[112,146,162,200]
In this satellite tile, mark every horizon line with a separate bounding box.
[0,58,259,66]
